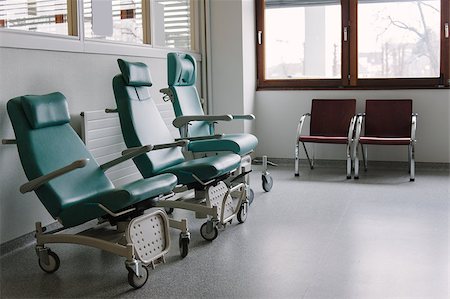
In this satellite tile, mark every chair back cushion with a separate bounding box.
[167,52,211,137]
[113,61,185,177]
[310,99,356,137]
[7,93,114,219]
[364,99,412,138]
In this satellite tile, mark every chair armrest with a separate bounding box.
[152,140,189,150]
[347,115,358,141]
[20,159,89,194]
[101,145,153,171]
[121,141,189,156]
[296,113,311,141]
[231,114,255,120]
[411,113,418,142]
[175,134,224,142]
[172,115,233,128]
[2,139,17,144]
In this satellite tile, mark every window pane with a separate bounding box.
[153,0,192,50]
[84,0,143,44]
[0,0,70,36]
[264,1,341,80]
[358,0,440,78]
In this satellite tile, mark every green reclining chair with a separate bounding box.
[112,59,249,241]
[6,92,185,289]
[161,52,273,194]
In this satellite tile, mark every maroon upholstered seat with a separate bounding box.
[295,99,356,178]
[354,99,417,181]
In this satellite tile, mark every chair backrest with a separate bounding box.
[167,52,211,137]
[7,92,114,219]
[364,99,412,138]
[310,99,356,137]
[113,59,185,178]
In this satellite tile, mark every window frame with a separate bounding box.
[0,0,201,57]
[256,0,450,90]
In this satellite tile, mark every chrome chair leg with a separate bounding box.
[354,142,360,179]
[409,143,415,182]
[301,142,313,170]
[361,144,368,171]
[295,142,300,176]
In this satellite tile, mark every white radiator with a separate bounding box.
[81,110,142,187]
[81,103,179,187]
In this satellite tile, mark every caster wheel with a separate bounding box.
[200,222,218,241]
[237,202,248,224]
[262,174,273,192]
[179,236,190,258]
[127,266,149,289]
[164,207,174,215]
[247,188,254,205]
[38,250,60,274]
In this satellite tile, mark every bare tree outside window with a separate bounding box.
[358,0,440,78]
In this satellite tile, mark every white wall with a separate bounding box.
[209,0,256,135]
[255,90,450,163]
[0,47,200,243]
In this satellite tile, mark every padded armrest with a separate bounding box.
[173,115,233,128]
[101,145,153,171]
[232,114,255,120]
[175,134,224,142]
[20,159,89,193]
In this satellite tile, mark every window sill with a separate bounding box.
[0,29,201,60]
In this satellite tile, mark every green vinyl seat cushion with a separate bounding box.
[187,134,258,156]
[7,92,178,228]
[158,154,241,185]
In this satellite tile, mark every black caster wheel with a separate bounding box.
[237,202,248,224]
[247,188,254,205]
[164,207,174,215]
[179,236,190,258]
[38,250,60,274]
[127,266,149,289]
[262,174,273,192]
[200,222,218,241]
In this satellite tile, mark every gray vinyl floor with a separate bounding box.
[1,164,449,299]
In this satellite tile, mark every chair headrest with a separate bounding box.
[21,92,70,129]
[167,53,196,87]
[117,59,153,87]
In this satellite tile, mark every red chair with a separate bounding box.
[295,99,357,178]
[353,99,417,181]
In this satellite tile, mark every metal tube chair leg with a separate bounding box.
[346,143,352,179]
[409,143,415,181]
[301,142,314,169]
[295,142,300,176]
[354,141,360,179]
[360,143,368,171]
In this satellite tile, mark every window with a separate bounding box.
[265,1,341,80]
[82,0,193,49]
[153,0,193,50]
[358,0,440,79]
[1,0,197,52]
[256,0,450,89]
[84,0,145,44]
[0,0,77,36]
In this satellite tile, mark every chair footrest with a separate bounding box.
[126,209,170,265]
[206,181,240,222]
